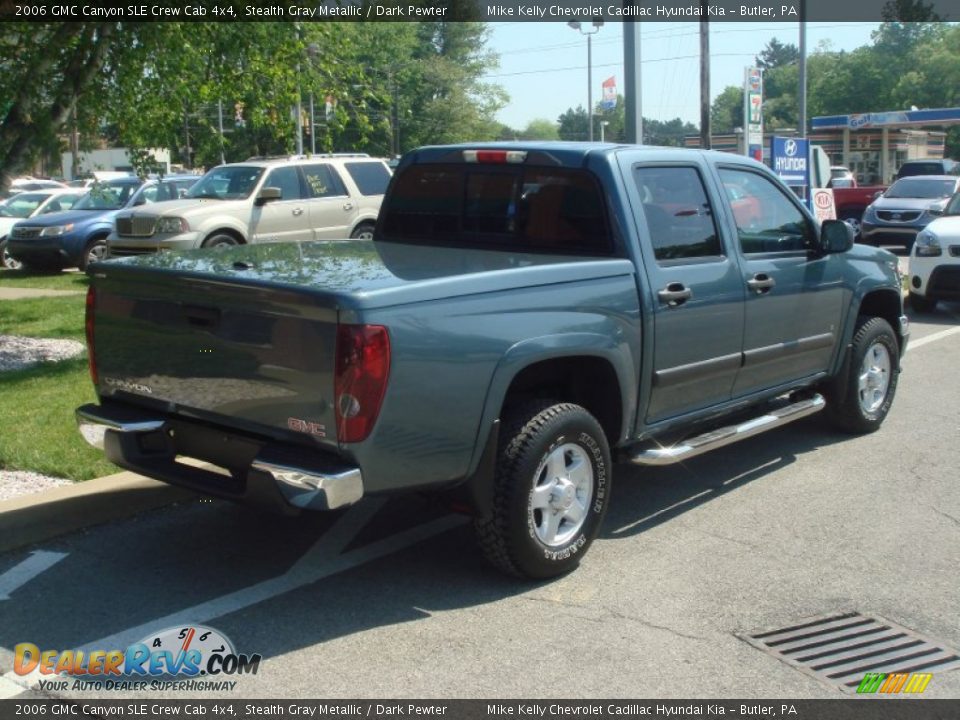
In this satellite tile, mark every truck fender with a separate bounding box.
[831,279,904,377]
[466,332,637,479]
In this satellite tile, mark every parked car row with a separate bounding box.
[860,175,960,249]
[1,155,392,272]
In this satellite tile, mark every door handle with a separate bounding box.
[343,202,354,211]
[747,273,776,294]
[657,282,693,307]
[292,207,304,216]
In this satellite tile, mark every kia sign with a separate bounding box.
[812,189,837,222]
[771,136,809,186]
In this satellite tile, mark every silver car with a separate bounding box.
[861,175,960,249]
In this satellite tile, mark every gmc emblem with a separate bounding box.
[287,417,326,437]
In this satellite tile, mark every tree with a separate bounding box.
[0,23,116,191]
[755,38,799,70]
[558,106,589,141]
[0,22,508,187]
[520,119,559,141]
[710,86,743,134]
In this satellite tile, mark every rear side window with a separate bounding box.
[345,162,391,196]
[634,166,721,261]
[303,164,347,198]
[380,164,612,255]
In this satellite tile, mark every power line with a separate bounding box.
[481,52,756,80]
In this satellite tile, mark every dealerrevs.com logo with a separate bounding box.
[15,625,261,692]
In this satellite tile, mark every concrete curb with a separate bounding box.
[0,471,195,554]
[0,287,85,300]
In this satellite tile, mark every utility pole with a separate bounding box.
[217,99,226,165]
[623,21,642,144]
[699,15,711,150]
[798,0,807,138]
[183,105,191,170]
[70,104,80,180]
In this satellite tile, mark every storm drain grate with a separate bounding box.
[741,612,960,693]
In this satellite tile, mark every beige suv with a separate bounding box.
[107,155,391,256]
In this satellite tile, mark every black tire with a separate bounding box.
[839,211,862,242]
[824,316,899,434]
[474,401,611,579]
[909,292,937,313]
[80,239,108,271]
[202,233,240,249]
[350,221,375,240]
[0,238,22,270]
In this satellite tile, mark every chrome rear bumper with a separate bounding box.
[76,404,363,511]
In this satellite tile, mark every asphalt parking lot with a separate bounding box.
[1,302,958,701]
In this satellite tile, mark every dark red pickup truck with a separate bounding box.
[832,186,885,238]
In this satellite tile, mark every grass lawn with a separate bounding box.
[0,358,115,481]
[0,295,86,339]
[1,291,114,481]
[0,268,89,291]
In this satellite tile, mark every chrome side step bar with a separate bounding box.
[630,394,826,467]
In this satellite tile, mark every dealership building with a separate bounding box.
[686,107,959,185]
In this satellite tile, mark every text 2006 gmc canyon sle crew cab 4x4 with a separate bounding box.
[77,144,909,579]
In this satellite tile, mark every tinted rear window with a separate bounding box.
[380,164,612,255]
[345,162,391,196]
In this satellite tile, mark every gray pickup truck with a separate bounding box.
[77,143,908,579]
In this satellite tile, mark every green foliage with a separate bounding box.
[0,21,507,183]
[520,119,559,141]
[557,97,695,146]
[711,86,743,134]
[755,38,799,69]
[711,25,960,150]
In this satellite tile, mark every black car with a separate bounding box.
[894,159,959,181]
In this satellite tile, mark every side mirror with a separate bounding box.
[255,187,282,206]
[819,219,854,255]
[873,190,884,199]
[133,197,146,206]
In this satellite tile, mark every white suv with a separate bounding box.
[908,191,960,312]
[107,155,391,257]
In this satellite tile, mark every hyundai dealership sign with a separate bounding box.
[771,136,809,187]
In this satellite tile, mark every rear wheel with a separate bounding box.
[350,222,375,240]
[909,292,937,313]
[474,401,611,579]
[824,316,899,434]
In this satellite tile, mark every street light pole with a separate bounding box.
[295,23,304,156]
[568,20,604,142]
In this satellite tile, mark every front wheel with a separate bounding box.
[80,239,108,271]
[0,238,21,270]
[824,316,899,434]
[474,401,611,579]
[839,212,862,242]
[202,233,240,249]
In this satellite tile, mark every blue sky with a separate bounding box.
[484,22,881,130]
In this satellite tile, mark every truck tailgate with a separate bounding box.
[91,269,339,450]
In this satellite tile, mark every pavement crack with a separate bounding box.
[521,596,709,642]
[932,506,960,528]
[691,527,766,552]
[607,611,710,643]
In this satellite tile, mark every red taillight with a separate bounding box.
[334,324,390,443]
[85,286,98,386]
[462,150,528,164]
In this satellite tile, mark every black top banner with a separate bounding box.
[0,0,957,22]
